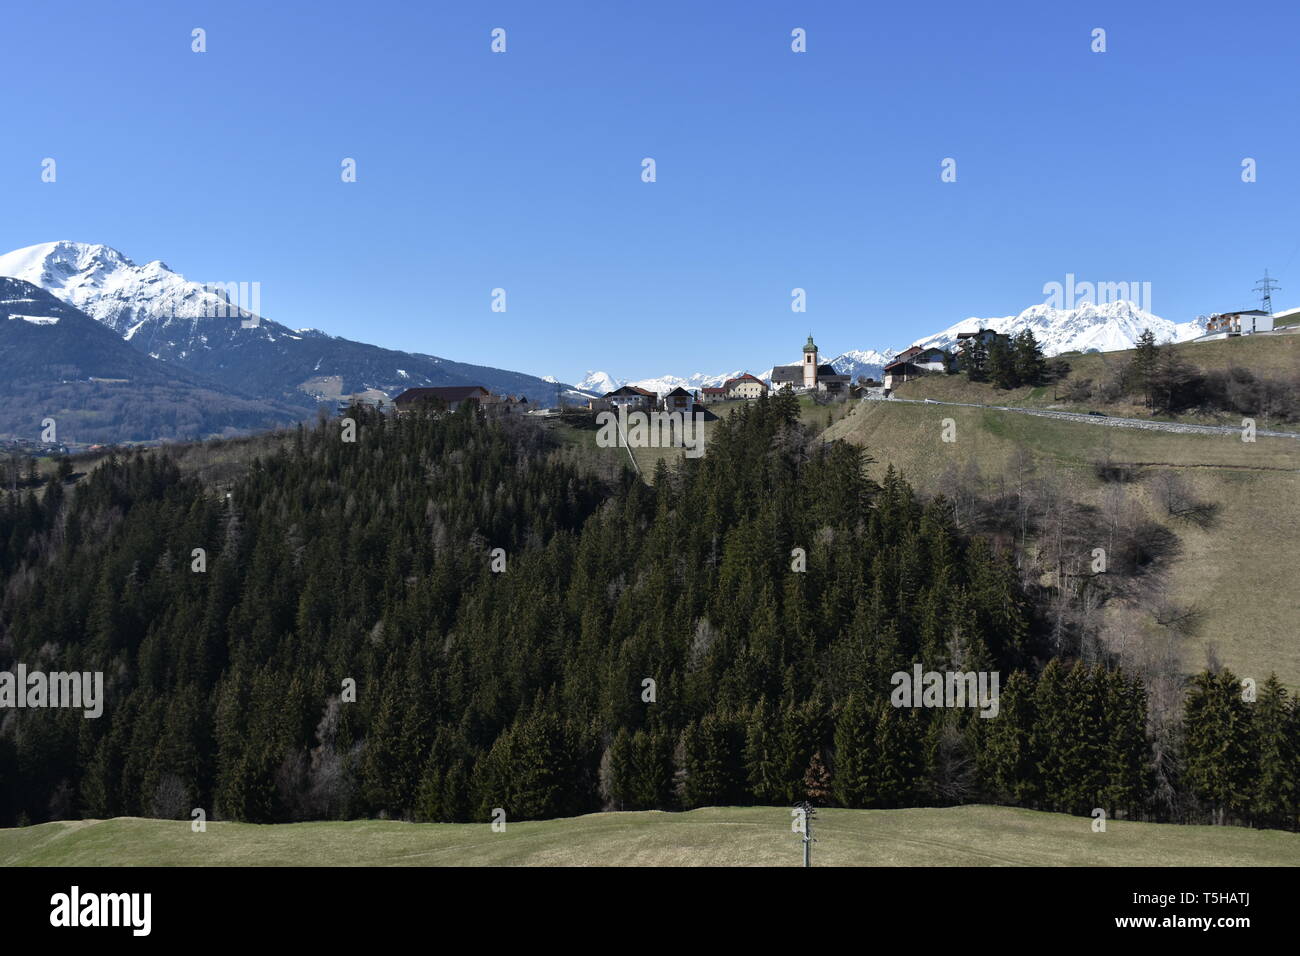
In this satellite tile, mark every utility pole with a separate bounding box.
[794,800,817,867]
[1254,270,1281,314]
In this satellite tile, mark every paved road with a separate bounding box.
[866,395,1300,441]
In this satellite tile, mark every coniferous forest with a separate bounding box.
[0,393,1296,830]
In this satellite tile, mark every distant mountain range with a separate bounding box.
[0,241,590,441]
[0,241,1228,442]
[0,278,300,443]
[580,301,1211,395]
[913,300,1207,355]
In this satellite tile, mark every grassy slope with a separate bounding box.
[892,331,1300,431]
[828,400,1300,686]
[3,806,1296,867]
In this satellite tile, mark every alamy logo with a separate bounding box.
[185,281,263,326]
[1041,273,1152,314]
[890,664,1000,718]
[0,664,103,718]
[595,407,706,458]
[50,886,151,936]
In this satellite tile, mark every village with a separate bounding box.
[389,330,1016,420]
[390,332,952,419]
[391,303,1300,422]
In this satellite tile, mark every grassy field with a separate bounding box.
[3,805,1296,867]
[891,331,1300,431]
[828,400,1300,686]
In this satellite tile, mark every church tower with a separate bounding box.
[802,333,818,388]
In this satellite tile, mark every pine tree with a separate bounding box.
[1130,329,1159,408]
[743,699,783,804]
[1012,329,1045,387]
[1183,670,1256,825]
[1249,675,1296,829]
[987,335,1017,389]
[1103,669,1149,820]
[832,694,876,808]
[873,703,921,808]
[961,336,989,382]
[1032,659,1069,811]
[982,669,1039,806]
[1059,663,1107,815]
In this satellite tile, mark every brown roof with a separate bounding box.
[394,386,491,405]
[604,385,658,399]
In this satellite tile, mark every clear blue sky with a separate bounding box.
[3,0,1298,382]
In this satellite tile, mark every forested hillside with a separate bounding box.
[0,394,1295,830]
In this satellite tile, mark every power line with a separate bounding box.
[1254,269,1281,314]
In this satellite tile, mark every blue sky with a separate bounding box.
[3,0,1298,383]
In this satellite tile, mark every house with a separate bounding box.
[662,386,695,413]
[601,385,658,411]
[955,328,1001,347]
[882,346,949,389]
[722,373,769,399]
[699,386,729,404]
[480,393,529,417]
[770,334,851,395]
[1203,310,1274,336]
[950,329,1006,372]
[393,385,491,413]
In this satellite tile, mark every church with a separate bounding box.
[770,334,851,395]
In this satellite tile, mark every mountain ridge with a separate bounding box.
[580,301,1210,393]
[0,241,591,412]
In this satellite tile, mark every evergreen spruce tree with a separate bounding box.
[1032,659,1070,812]
[832,694,876,808]
[1102,670,1150,821]
[982,669,1039,806]
[1183,670,1256,825]
[1130,329,1159,408]
[1249,675,1296,830]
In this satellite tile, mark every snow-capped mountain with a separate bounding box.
[826,348,898,382]
[912,300,1206,356]
[577,370,743,396]
[0,241,265,340]
[580,299,1205,393]
[0,277,301,443]
[0,241,585,410]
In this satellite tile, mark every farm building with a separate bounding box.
[393,386,491,413]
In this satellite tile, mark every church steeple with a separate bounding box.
[802,332,818,387]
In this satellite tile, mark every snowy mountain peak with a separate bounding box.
[0,241,135,287]
[0,240,265,340]
[912,300,1206,356]
[578,369,745,396]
